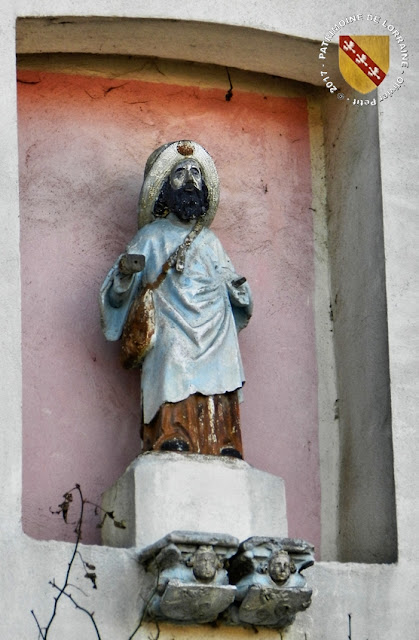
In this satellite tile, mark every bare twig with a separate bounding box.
[75,550,97,589]
[32,484,85,638]
[84,499,126,530]
[65,581,89,597]
[45,485,84,636]
[32,484,132,639]
[151,619,160,640]
[128,574,160,640]
[30,609,45,639]
[50,581,102,639]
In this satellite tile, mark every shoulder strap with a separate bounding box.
[146,217,205,292]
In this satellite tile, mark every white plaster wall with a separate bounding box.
[0,1,418,638]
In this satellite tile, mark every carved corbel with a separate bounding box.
[138,531,239,624]
[226,536,314,628]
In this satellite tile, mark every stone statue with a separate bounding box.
[100,141,252,458]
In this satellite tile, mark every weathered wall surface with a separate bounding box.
[0,1,418,639]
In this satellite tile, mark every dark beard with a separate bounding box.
[168,185,208,221]
[153,179,209,221]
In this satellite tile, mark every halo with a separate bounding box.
[138,140,220,229]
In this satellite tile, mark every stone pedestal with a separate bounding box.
[102,452,287,549]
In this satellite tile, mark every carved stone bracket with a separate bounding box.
[138,531,314,629]
[138,531,239,624]
[226,536,315,628]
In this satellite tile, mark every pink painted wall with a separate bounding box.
[18,71,320,552]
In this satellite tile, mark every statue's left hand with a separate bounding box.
[227,277,251,307]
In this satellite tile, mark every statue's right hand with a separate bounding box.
[231,276,247,288]
[118,253,145,275]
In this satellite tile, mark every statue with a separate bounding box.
[100,141,252,458]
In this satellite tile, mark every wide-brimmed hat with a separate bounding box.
[138,140,219,228]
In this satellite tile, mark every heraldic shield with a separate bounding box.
[339,36,390,94]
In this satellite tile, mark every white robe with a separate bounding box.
[100,214,252,423]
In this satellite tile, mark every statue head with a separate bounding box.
[192,546,219,582]
[153,158,210,222]
[268,550,292,584]
[138,140,219,228]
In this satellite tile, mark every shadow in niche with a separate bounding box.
[323,90,398,563]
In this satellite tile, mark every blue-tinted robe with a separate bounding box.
[100,214,252,424]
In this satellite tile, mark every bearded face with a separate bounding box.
[153,159,209,222]
[166,181,209,221]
